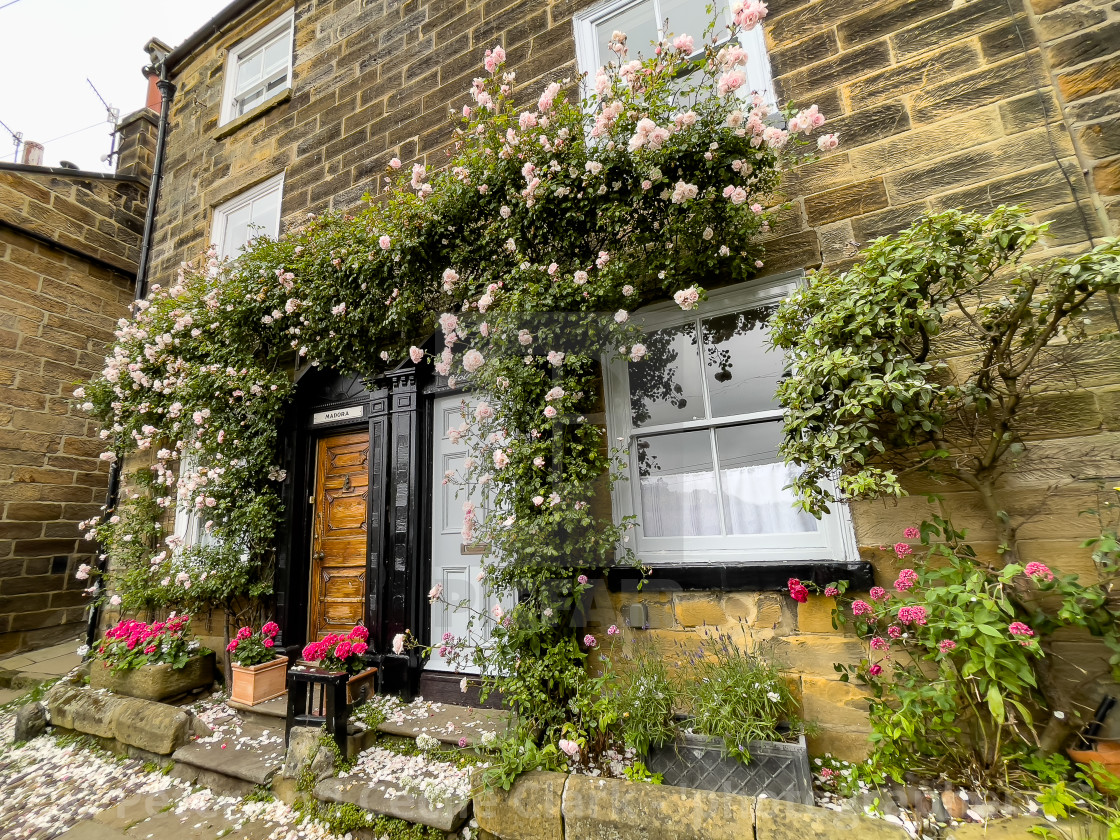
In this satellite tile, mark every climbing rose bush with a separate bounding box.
[81,10,833,781]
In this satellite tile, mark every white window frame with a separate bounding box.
[604,273,857,567]
[211,172,285,260]
[573,0,774,105]
[219,8,295,126]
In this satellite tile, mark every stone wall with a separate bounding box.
[142,0,1120,757]
[0,166,144,654]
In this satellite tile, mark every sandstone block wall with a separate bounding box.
[140,0,1120,756]
[0,167,144,654]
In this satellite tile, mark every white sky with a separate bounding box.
[0,0,231,172]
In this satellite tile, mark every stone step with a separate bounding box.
[225,694,286,728]
[374,700,509,748]
[171,717,285,796]
[314,776,472,833]
[54,822,129,840]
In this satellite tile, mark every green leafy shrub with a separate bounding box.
[615,644,679,755]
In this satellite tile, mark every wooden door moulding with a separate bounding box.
[308,430,370,641]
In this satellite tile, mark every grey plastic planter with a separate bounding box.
[646,733,814,806]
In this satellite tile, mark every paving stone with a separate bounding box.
[315,775,472,832]
[172,738,283,787]
[55,822,130,840]
[376,702,510,747]
[91,792,178,831]
[0,687,26,705]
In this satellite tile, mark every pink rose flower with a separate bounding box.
[1009,621,1034,637]
[1024,562,1054,582]
[583,634,597,648]
[903,527,920,540]
[868,663,883,677]
[869,586,888,601]
[787,578,809,603]
[894,542,914,558]
[938,639,957,653]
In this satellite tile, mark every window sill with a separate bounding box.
[605,560,874,593]
[215,89,292,140]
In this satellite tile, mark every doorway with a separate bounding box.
[308,430,369,641]
[427,394,509,673]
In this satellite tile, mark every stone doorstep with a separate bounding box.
[376,703,510,748]
[314,775,472,833]
[226,694,287,728]
[171,719,285,788]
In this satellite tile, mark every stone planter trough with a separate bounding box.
[89,651,215,702]
[230,655,289,706]
[646,732,814,805]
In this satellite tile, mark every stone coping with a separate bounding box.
[474,771,913,840]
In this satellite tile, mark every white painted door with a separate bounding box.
[427,394,509,673]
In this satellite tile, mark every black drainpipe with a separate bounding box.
[85,68,176,650]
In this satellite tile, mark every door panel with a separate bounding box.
[427,395,511,673]
[309,431,369,641]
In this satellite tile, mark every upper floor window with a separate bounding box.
[604,275,854,566]
[220,9,295,125]
[211,172,285,259]
[573,0,774,104]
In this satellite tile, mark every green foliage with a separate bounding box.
[623,760,663,784]
[685,635,802,762]
[771,207,1120,520]
[832,515,1120,788]
[292,798,444,840]
[615,643,679,755]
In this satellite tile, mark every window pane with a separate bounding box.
[236,49,264,92]
[263,35,288,73]
[701,305,783,417]
[248,188,281,241]
[637,430,720,536]
[659,0,717,42]
[222,203,253,256]
[629,322,706,427]
[715,422,817,534]
[595,1,659,63]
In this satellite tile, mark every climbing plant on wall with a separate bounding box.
[80,7,835,776]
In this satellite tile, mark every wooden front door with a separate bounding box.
[309,431,369,640]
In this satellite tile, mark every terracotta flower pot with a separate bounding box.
[230,655,289,705]
[90,651,215,701]
[1068,741,1120,794]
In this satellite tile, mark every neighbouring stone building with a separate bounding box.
[0,114,154,654]
[129,0,1119,755]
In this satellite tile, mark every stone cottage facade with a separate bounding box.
[135,0,1120,755]
[0,122,153,654]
